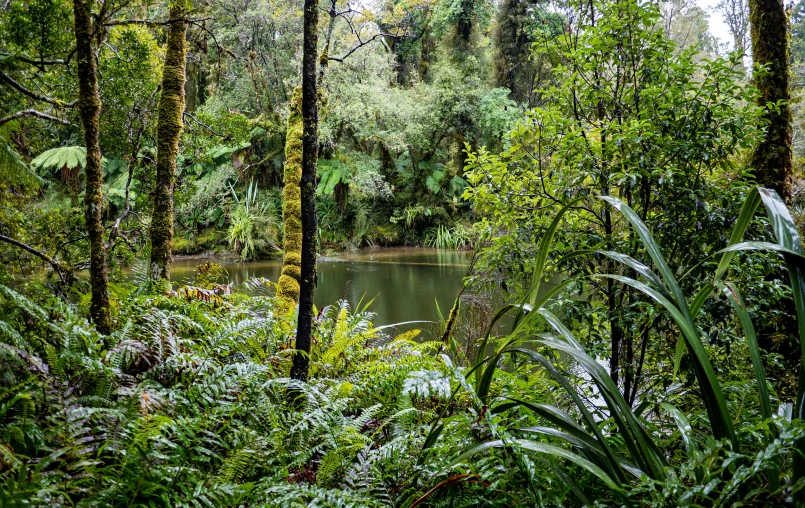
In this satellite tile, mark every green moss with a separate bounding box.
[276,87,304,309]
[173,229,227,255]
[749,0,792,200]
[149,6,188,281]
[73,0,111,334]
[440,298,460,344]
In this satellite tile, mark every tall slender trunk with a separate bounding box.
[149,5,187,281]
[289,0,319,382]
[277,87,303,309]
[73,0,110,334]
[749,0,801,484]
[749,0,792,201]
[318,0,337,86]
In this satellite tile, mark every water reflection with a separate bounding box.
[170,248,474,331]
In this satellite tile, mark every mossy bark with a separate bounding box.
[493,0,540,103]
[149,5,187,281]
[749,0,792,201]
[277,87,304,309]
[318,0,337,86]
[289,0,319,382]
[73,0,110,334]
[749,0,802,484]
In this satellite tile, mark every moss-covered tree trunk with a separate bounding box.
[749,0,792,201]
[73,0,110,334]
[289,0,319,382]
[493,0,530,99]
[276,87,303,309]
[749,0,802,484]
[149,5,187,281]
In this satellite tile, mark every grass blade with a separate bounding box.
[529,199,582,306]
[756,188,805,480]
[453,439,626,496]
[659,403,699,458]
[717,282,772,421]
[598,274,738,449]
[713,187,760,283]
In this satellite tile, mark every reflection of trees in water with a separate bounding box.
[161,250,477,330]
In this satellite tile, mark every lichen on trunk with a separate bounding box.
[72,0,110,334]
[276,87,304,309]
[749,0,792,201]
[149,4,187,281]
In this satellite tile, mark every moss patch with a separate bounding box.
[149,6,188,281]
[276,87,304,310]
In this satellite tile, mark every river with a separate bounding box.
[170,247,474,331]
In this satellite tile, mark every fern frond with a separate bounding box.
[0,133,41,188]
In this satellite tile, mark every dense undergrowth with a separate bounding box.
[4,0,805,504]
[2,188,805,507]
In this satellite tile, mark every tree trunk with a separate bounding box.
[277,87,303,309]
[318,0,337,86]
[72,0,110,334]
[289,0,319,382]
[749,0,801,483]
[749,0,792,201]
[149,5,187,281]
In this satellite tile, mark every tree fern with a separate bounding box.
[30,146,86,174]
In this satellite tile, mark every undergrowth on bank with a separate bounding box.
[2,190,805,508]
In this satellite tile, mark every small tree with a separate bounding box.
[465,0,762,400]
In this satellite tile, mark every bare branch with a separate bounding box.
[187,18,236,59]
[0,233,73,285]
[0,72,76,108]
[13,54,71,66]
[328,33,397,63]
[104,16,211,27]
[0,109,70,127]
[183,111,227,138]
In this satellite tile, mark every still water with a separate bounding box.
[170,248,474,330]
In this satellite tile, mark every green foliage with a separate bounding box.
[6,0,805,504]
[226,179,281,260]
[31,146,85,173]
[1,0,73,57]
[404,189,805,506]
[0,133,40,188]
[97,25,163,158]
[424,223,474,250]
[317,159,350,197]
[0,273,457,506]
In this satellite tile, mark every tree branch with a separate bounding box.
[0,109,70,127]
[0,233,73,285]
[329,33,396,62]
[183,111,227,138]
[0,72,76,108]
[13,53,72,66]
[104,16,210,27]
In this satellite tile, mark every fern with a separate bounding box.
[0,284,458,506]
[0,131,41,188]
[31,146,86,174]
[402,369,452,400]
[260,483,385,507]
